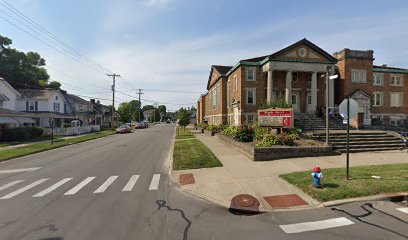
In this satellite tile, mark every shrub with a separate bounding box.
[256,134,280,147]
[197,123,208,129]
[279,133,296,146]
[253,124,268,141]
[24,126,44,138]
[233,124,254,142]
[221,126,238,137]
[0,126,44,142]
[260,99,292,109]
[207,124,219,133]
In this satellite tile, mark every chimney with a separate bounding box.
[96,100,100,104]
[90,99,95,104]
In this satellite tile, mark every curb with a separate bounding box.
[323,192,408,207]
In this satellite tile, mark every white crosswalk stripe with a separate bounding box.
[0,180,23,192]
[0,174,162,199]
[94,176,118,193]
[33,178,72,197]
[122,175,139,192]
[279,217,354,234]
[64,177,95,195]
[396,208,408,214]
[1,178,49,199]
[149,174,161,190]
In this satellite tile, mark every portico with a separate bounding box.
[263,57,336,114]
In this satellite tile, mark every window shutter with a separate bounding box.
[35,101,38,111]
[26,101,29,111]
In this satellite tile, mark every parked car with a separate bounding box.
[116,125,131,134]
[142,121,149,128]
[135,122,145,129]
[166,119,171,124]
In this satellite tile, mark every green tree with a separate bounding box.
[177,107,192,131]
[117,102,133,123]
[0,34,53,89]
[128,100,143,121]
[47,81,61,90]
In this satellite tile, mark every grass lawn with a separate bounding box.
[175,127,196,139]
[173,138,222,170]
[281,164,408,202]
[0,131,115,162]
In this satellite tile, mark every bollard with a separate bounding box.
[311,165,323,188]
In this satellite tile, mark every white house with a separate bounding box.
[16,88,72,128]
[0,78,35,130]
[64,93,96,125]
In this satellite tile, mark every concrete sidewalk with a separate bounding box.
[171,128,408,212]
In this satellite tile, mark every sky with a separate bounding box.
[1,0,408,111]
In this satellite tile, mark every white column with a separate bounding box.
[267,69,273,103]
[311,72,318,113]
[329,78,334,107]
[285,71,292,103]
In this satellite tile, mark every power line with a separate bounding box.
[0,0,112,73]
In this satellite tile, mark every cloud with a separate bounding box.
[146,0,173,8]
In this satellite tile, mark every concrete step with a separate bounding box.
[335,143,406,150]
[330,137,402,143]
[338,147,405,153]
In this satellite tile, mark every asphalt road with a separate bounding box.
[0,124,406,240]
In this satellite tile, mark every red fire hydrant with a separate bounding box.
[311,165,323,188]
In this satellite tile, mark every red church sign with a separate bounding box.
[258,108,294,128]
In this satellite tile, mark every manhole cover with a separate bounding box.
[229,194,260,215]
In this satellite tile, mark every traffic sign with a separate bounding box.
[339,98,359,123]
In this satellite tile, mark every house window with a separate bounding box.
[291,94,297,105]
[373,73,383,86]
[390,92,403,107]
[390,75,403,86]
[227,81,230,109]
[307,73,312,84]
[234,75,238,92]
[373,92,383,106]
[26,101,38,111]
[246,88,256,105]
[54,102,60,111]
[307,94,312,105]
[217,84,220,109]
[292,72,299,83]
[351,69,367,83]
[212,89,217,110]
[246,68,255,81]
[56,96,58,100]
[247,114,255,124]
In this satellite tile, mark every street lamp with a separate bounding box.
[324,66,338,145]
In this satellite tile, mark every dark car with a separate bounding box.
[116,125,131,134]
[166,119,171,123]
[142,121,149,128]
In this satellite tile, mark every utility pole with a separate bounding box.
[107,73,120,130]
[154,102,157,123]
[137,89,144,122]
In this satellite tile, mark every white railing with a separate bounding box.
[43,125,100,136]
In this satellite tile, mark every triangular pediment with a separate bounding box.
[270,39,337,63]
[206,65,232,90]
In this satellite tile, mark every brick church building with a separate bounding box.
[197,38,408,127]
